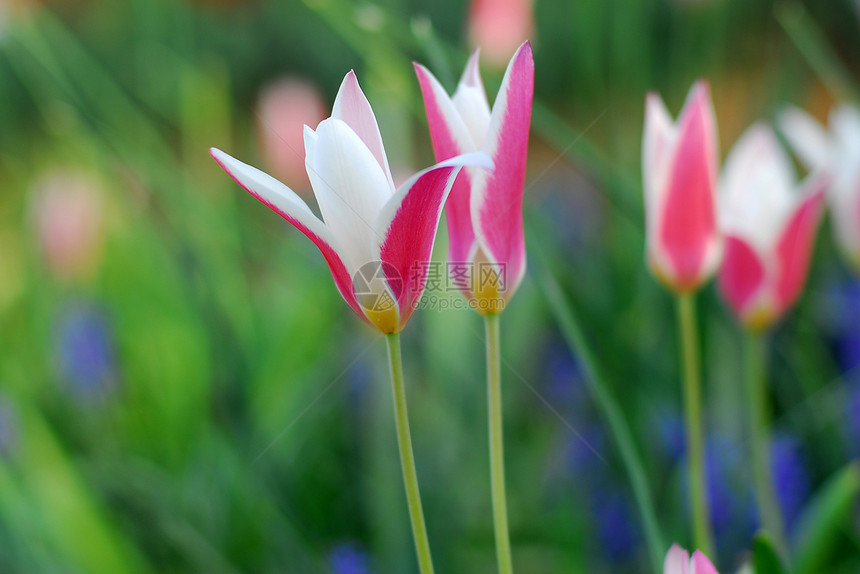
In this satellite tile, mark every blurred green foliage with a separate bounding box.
[0,0,858,573]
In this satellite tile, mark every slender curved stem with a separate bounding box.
[485,313,514,574]
[745,330,786,550]
[676,293,714,556]
[385,333,435,574]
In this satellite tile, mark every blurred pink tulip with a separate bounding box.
[467,0,534,68]
[664,544,719,574]
[414,42,533,313]
[642,81,721,293]
[213,71,492,333]
[256,78,327,193]
[717,123,828,332]
[780,105,860,270]
[31,170,105,282]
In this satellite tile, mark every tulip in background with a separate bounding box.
[663,544,719,574]
[779,105,860,271]
[256,78,327,193]
[415,42,533,574]
[642,81,721,294]
[716,122,827,552]
[467,0,533,69]
[718,123,827,332]
[641,80,720,557]
[31,169,105,283]
[211,69,491,574]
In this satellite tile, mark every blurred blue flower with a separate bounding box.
[54,302,116,399]
[823,278,860,375]
[329,543,371,574]
[542,338,585,408]
[565,423,606,481]
[770,434,810,534]
[655,408,686,462]
[591,489,639,563]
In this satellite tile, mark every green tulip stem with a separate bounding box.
[676,293,715,556]
[385,333,435,574]
[486,313,514,574]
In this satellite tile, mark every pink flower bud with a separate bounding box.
[642,81,721,293]
[31,170,105,283]
[468,0,534,68]
[256,78,327,194]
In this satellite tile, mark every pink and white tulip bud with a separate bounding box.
[213,71,492,334]
[642,81,721,293]
[467,0,534,69]
[31,170,105,283]
[664,544,719,574]
[414,42,533,314]
[717,123,828,332]
[256,78,327,193]
[779,105,860,270]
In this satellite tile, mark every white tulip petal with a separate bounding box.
[210,147,334,249]
[720,123,796,251]
[778,107,832,170]
[306,118,392,274]
[452,50,492,148]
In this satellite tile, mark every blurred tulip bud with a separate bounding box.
[256,78,327,193]
[642,81,721,293]
[664,544,719,574]
[717,123,828,332]
[779,105,860,271]
[467,0,533,68]
[31,169,105,283]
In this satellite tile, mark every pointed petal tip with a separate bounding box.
[210,147,233,170]
[517,40,533,57]
[462,49,483,88]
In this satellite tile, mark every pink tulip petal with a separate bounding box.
[414,62,481,263]
[375,152,493,326]
[470,41,534,292]
[774,183,826,314]
[332,70,395,191]
[690,550,719,574]
[663,544,690,574]
[658,81,719,289]
[210,148,366,321]
[718,235,765,319]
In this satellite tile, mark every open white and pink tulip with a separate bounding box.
[211,70,492,334]
[717,123,828,332]
[642,81,721,293]
[414,41,533,313]
[664,544,719,574]
[780,105,860,270]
